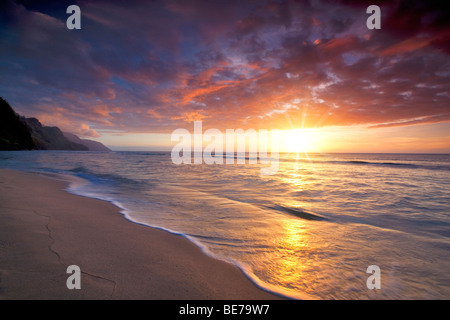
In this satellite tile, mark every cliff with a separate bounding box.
[0,97,35,150]
[21,116,88,151]
[63,132,111,152]
[0,97,110,151]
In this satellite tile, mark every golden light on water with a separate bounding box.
[257,216,327,300]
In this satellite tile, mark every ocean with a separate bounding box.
[1,151,449,299]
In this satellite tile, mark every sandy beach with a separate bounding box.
[0,169,280,300]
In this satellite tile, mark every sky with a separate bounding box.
[0,0,449,152]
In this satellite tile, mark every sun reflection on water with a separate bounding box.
[247,216,328,299]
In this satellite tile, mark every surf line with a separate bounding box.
[171,121,279,175]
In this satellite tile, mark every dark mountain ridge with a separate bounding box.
[0,97,110,151]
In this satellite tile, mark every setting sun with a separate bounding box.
[281,129,319,153]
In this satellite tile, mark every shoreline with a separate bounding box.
[0,168,282,300]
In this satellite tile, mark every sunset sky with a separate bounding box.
[1,0,449,152]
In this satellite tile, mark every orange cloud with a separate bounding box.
[171,110,208,122]
[147,109,163,120]
[321,35,359,52]
[381,37,431,56]
[179,84,229,105]
[77,123,99,138]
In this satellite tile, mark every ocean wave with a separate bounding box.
[68,165,142,186]
[268,204,328,221]
[117,151,169,156]
[211,152,450,171]
[279,157,450,171]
